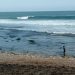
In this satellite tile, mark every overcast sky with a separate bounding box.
[0,0,75,12]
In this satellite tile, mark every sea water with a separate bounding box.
[0,11,75,56]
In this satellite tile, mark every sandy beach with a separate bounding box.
[0,52,75,75]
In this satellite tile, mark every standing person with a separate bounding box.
[63,46,66,57]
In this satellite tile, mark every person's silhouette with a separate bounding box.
[63,46,66,57]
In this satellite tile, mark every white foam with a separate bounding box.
[17,16,34,20]
[0,19,75,34]
[17,16,29,20]
[0,19,75,26]
[24,20,75,26]
[52,32,75,35]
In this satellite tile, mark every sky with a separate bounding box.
[0,0,75,12]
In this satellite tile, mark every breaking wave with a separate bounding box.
[0,19,75,25]
[0,19,75,34]
[1,15,75,20]
[17,16,34,20]
[16,16,75,20]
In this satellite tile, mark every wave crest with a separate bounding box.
[17,16,75,20]
[17,16,34,20]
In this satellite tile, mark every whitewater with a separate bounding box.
[0,19,75,34]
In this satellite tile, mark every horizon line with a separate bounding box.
[0,10,75,12]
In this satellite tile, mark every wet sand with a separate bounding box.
[0,52,75,75]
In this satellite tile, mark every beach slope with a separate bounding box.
[0,52,75,75]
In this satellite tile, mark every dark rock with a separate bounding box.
[28,40,36,44]
[16,38,21,41]
[5,41,9,42]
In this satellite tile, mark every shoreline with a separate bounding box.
[0,52,75,75]
[0,52,75,66]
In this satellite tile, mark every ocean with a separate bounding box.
[0,11,75,57]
